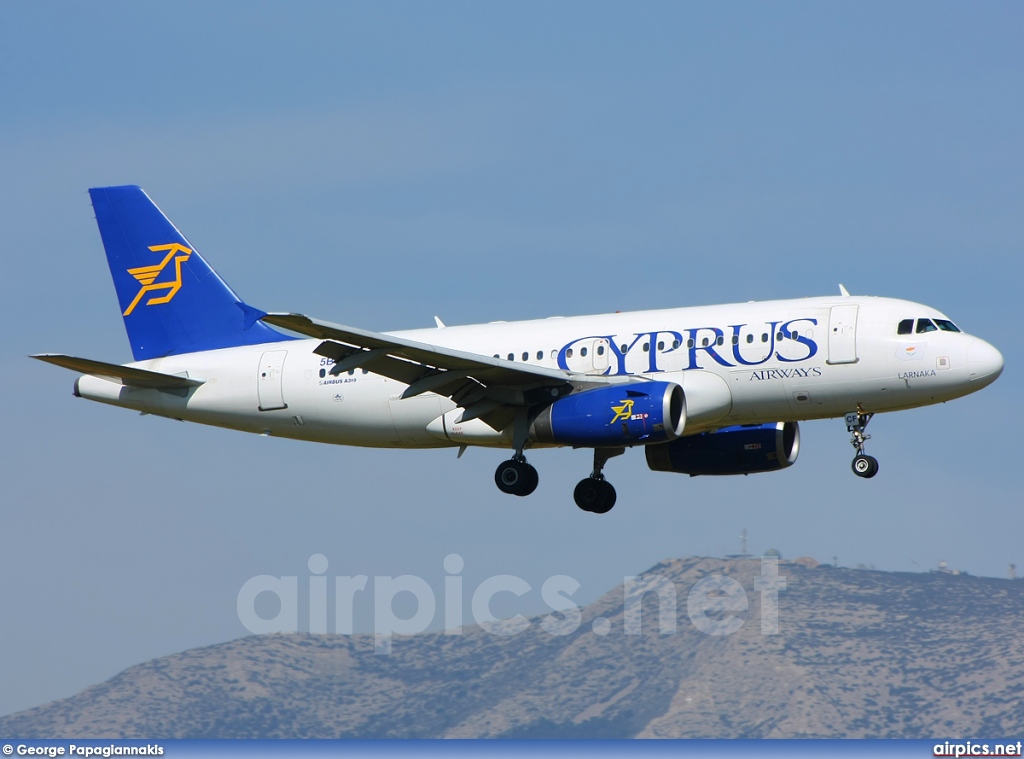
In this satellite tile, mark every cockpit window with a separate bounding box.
[934,319,961,333]
[916,319,938,334]
[897,319,914,335]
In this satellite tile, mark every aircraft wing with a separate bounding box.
[262,312,629,430]
[32,354,204,390]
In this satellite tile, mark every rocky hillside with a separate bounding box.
[3,557,1023,738]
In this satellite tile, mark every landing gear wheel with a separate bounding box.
[852,454,879,478]
[523,463,539,495]
[591,482,616,514]
[845,411,878,479]
[495,459,539,496]
[574,478,617,514]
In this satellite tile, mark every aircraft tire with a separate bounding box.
[495,459,537,496]
[852,454,879,478]
[591,481,616,514]
[522,464,539,496]
[574,478,616,514]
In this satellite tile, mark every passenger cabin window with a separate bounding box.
[916,319,938,334]
[935,319,961,333]
[897,319,914,335]
[537,350,544,360]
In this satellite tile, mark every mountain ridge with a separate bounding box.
[3,557,1022,738]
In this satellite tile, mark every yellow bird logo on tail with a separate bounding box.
[123,243,192,316]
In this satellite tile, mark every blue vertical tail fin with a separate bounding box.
[89,185,290,360]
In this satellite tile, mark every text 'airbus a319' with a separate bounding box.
[35,186,1004,514]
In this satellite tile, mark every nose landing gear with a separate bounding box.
[846,411,879,478]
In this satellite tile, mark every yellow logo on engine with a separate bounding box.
[610,399,634,424]
[123,243,193,316]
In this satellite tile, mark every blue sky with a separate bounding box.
[1,2,1021,718]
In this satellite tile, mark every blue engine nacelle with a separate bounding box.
[645,422,800,476]
[530,382,686,447]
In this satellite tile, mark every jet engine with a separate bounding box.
[645,422,800,476]
[530,382,685,447]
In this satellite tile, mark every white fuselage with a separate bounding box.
[74,295,1003,450]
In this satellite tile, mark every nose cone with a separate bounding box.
[967,339,1004,388]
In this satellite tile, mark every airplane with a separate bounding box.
[34,186,1004,514]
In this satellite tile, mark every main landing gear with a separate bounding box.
[494,410,540,497]
[494,456,539,497]
[845,411,879,479]
[493,447,623,514]
[573,448,624,514]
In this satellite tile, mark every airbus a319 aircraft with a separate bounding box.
[36,186,1004,514]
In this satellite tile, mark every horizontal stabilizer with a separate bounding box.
[32,354,204,390]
